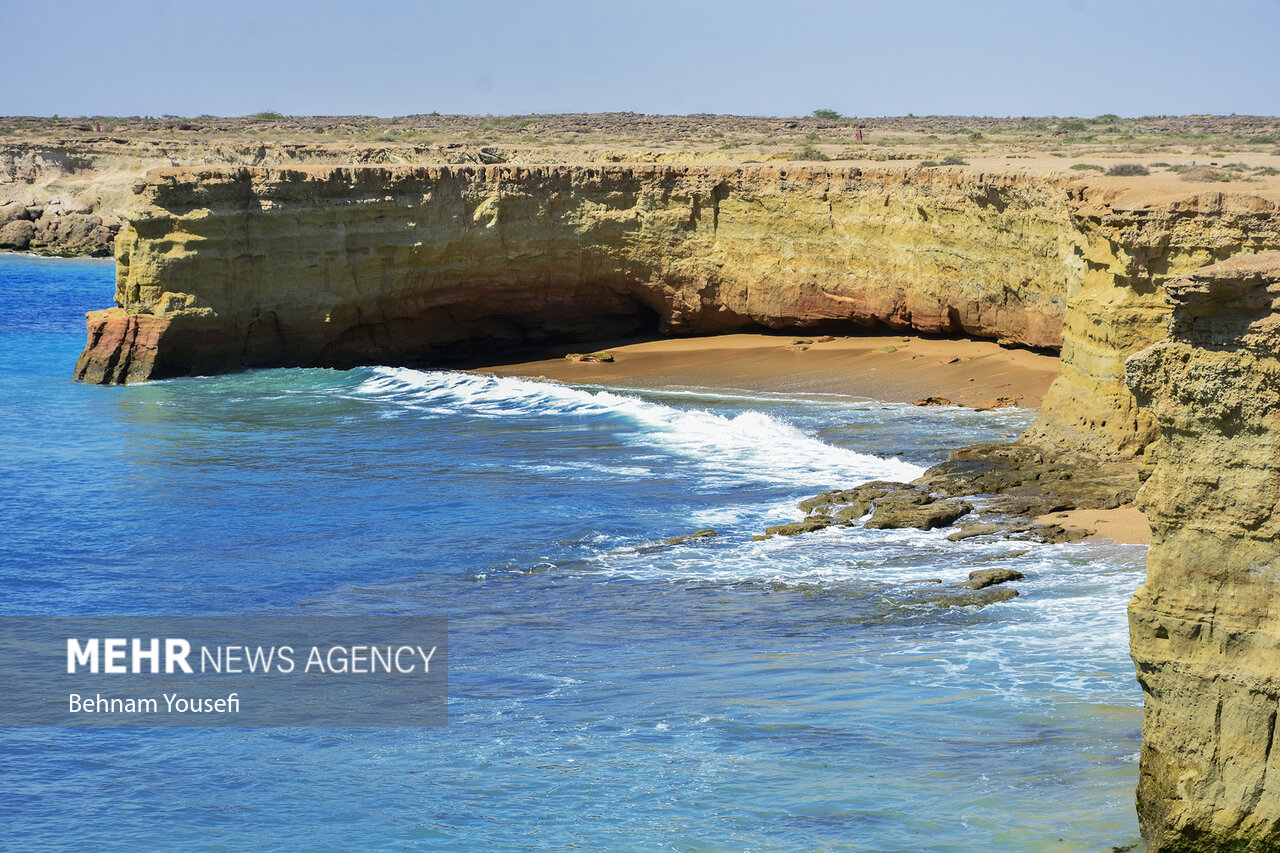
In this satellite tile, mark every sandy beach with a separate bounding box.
[470,331,1149,546]
[1037,506,1150,547]
[473,331,1060,407]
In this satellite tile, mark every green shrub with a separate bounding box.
[968,131,984,141]
[249,111,285,120]
[940,154,967,166]
[794,145,830,161]
[920,160,940,167]
[1057,119,1087,132]
[1107,163,1149,176]
[1070,163,1104,171]
[812,109,840,120]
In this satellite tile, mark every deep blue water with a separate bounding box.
[0,254,1147,852]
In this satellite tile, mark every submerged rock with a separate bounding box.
[799,482,905,519]
[662,529,717,545]
[763,516,834,537]
[946,522,1003,541]
[905,585,1021,609]
[960,568,1025,590]
[939,587,1019,608]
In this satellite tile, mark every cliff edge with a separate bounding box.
[1127,252,1280,851]
[75,164,1079,383]
[75,164,1280,468]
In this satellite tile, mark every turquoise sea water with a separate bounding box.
[0,254,1147,852]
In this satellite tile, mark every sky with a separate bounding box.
[7,0,1279,118]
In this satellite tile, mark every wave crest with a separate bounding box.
[353,368,924,487]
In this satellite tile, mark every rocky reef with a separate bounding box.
[75,163,1082,382]
[1125,252,1280,851]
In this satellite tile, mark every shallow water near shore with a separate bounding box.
[0,254,1147,851]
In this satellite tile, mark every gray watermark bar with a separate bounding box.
[0,615,447,727]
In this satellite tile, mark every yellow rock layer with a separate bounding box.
[1126,253,1280,851]
[1027,190,1280,455]
[81,164,1082,381]
[78,164,1280,465]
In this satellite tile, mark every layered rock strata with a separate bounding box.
[75,164,1084,382]
[1126,252,1280,851]
[1027,191,1280,456]
[0,139,511,255]
[73,164,1280,470]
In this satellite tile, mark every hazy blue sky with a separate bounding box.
[9,0,1279,117]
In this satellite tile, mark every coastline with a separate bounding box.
[469,331,1150,546]
[470,331,1060,407]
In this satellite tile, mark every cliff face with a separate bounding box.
[1125,252,1280,851]
[76,164,1084,382]
[1026,191,1280,456]
[0,139,508,255]
[75,164,1280,467]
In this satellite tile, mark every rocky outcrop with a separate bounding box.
[1125,252,1280,851]
[75,164,1084,382]
[915,441,1139,516]
[0,196,121,255]
[1026,191,1280,456]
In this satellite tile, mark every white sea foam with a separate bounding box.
[354,368,924,487]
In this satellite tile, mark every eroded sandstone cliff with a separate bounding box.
[1027,191,1280,456]
[1126,252,1280,852]
[76,164,1084,382]
[0,138,509,255]
[74,163,1280,471]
